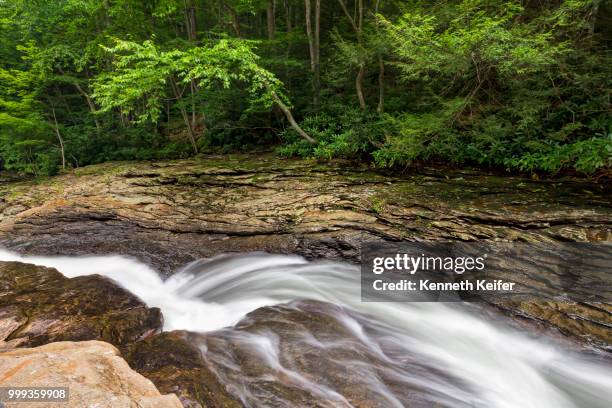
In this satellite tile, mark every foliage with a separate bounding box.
[279,102,390,160]
[0,48,57,175]
[0,0,609,176]
[93,38,287,124]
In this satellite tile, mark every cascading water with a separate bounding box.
[0,249,610,408]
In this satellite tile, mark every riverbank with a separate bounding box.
[1,154,610,268]
[0,154,610,346]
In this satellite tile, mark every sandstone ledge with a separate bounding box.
[0,340,182,408]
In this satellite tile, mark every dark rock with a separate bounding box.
[0,261,162,349]
[157,300,481,408]
[125,331,242,408]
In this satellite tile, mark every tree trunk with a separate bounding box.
[314,0,320,107]
[184,0,197,41]
[589,0,601,38]
[57,67,101,130]
[358,0,363,33]
[183,3,200,141]
[305,0,321,107]
[356,64,366,110]
[74,83,101,130]
[375,0,384,113]
[51,107,66,170]
[190,80,197,131]
[283,0,292,32]
[305,0,315,71]
[224,4,241,37]
[336,0,359,36]
[377,57,384,113]
[171,78,198,154]
[270,91,316,144]
[102,0,111,28]
[267,0,275,39]
[357,0,365,109]
[179,105,198,154]
[337,0,366,109]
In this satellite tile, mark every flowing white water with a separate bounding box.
[1,249,610,408]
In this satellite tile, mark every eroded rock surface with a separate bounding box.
[0,155,609,275]
[0,155,610,349]
[0,261,162,349]
[127,301,487,408]
[0,340,182,408]
[497,300,612,349]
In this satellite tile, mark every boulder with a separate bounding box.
[0,340,182,408]
[126,301,477,408]
[0,261,162,349]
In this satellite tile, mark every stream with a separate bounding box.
[1,249,610,408]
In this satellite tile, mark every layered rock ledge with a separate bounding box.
[0,154,610,347]
[0,155,609,275]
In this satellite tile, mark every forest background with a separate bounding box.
[0,0,610,176]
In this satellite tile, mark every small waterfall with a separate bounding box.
[1,249,610,408]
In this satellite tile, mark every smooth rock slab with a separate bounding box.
[0,340,182,408]
[126,301,482,408]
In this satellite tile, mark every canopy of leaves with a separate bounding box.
[93,38,287,124]
[0,0,609,175]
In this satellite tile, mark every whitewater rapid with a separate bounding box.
[1,249,610,408]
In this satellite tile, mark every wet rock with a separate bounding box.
[179,300,481,408]
[125,331,242,408]
[0,261,162,349]
[498,300,612,351]
[124,301,481,408]
[0,154,610,348]
[0,340,182,408]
